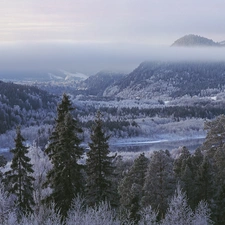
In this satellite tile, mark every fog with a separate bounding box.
[0,42,225,76]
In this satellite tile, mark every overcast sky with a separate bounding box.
[0,0,225,75]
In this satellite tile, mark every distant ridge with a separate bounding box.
[171,34,224,47]
[103,61,225,99]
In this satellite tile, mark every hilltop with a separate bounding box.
[171,34,224,47]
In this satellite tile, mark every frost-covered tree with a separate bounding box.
[118,153,149,223]
[138,205,158,225]
[4,127,34,215]
[162,185,213,225]
[17,204,61,225]
[0,184,16,225]
[66,196,121,225]
[192,201,213,225]
[161,185,193,225]
[44,93,84,219]
[142,150,175,219]
[85,111,117,207]
[27,146,52,212]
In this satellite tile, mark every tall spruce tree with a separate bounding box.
[4,126,34,215]
[44,93,84,219]
[85,111,116,207]
[142,150,176,219]
[118,153,149,223]
[200,115,225,224]
[195,155,214,204]
[173,146,197,208]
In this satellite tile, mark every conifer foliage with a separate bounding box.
[118,153,149,223]
[142,150,176,218]
[44,93,84,218]
[85,111,116,206]
[4,126,34,215]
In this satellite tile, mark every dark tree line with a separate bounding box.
[99,104,225,120]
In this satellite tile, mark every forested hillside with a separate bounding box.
[77,71,125,97]
[0,81,57,134]
[104,61,225,99]
[3,61,225,151]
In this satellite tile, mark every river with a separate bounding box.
[110,136,205,153]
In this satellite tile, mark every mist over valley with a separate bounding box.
[1,0,225,222]
[1,42,225,154]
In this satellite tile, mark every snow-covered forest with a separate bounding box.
[3,61,225,152]
[0,93,225,224]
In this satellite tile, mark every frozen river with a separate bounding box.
[110,136,205,153]
[0,136,205,156]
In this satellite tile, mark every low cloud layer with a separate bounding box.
[0,42,225,76]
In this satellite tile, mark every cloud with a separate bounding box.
[0,0,225,76]
[0,41,225,76]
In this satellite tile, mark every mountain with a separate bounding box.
[103,61,225,99]
[171,34,222,47]
[76,71,125,96]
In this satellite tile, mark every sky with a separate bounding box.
[0,0,225,75]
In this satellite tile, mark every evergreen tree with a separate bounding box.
[189,148,205,207]
[203,114,225,150]
[173,146,199,209]
[118,153,149,223]
[85,111,116,207]
[4,126,34,215]
[200,115,225,223]
[211,147,225,224]
[142,150,175,219]
[44,93,84,219]
[195,155,214,205]
[173,146,191,178]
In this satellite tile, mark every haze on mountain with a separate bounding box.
[171,34,225,47]
[1,41,225,81]
[0,1,225,77]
